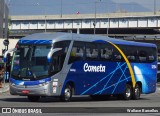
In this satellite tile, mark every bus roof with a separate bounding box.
[20,32,156,48]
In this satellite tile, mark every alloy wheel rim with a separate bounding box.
[126,88,131,98]
[135,87,140,97]
[65,88,71,100]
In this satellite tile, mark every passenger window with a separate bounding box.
[114,54,122,60]
[146,47,156,63]
[113,45,123,62]
[49,50,65,75]
[127,55,136,61]
[148,55,154,61]
[69,41,84,64]
[137,47,157,63]
[123,45,137,62]
[100,49,111,60]
[100,44,113,61]
[85,43,98,60]
[53,40,71,54]
[139,50,147,62]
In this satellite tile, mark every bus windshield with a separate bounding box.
[11,44,51,80]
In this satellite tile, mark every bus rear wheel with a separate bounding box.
[123,84,132,100]
[132,84,141,100]
[60,84,72,102]
[27,96,40,102]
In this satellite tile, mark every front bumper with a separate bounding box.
[10,83,54,96]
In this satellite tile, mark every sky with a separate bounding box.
[112,0,158,9]
[7,0,160,15]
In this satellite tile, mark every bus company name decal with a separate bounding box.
[83,63,106,72]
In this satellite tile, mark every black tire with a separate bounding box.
[27,96,40,102]
[132,84,141,100]
[123,84,132,100]
[60,84,72,102]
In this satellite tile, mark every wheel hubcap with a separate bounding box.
[126,88,131,98]
[65,88,71,100]
[135,87,140,96]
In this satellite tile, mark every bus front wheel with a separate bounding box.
[27,96,40,102]
[123,84,132,100]
[60,84,72,102]
[132,84,141,100]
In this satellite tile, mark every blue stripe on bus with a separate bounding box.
[19,40,52,44]
[93,40,156,47]
[93,40,107,43]
[94,76,131,95]
[111,63,128,94]
[10,77,51,86]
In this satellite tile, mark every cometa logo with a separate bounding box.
[83,63,106,72]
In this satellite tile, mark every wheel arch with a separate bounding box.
[126,81,142,92]
[126,81,133,87]
[65,81,75,95]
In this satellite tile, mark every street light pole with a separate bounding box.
[107,5,109,36]
[94,0,102,35]
[107,18,109,36]
[34,3,46,32]
[3,0,9,51]
[3,0,7,87]
[94,1,97,35]
[60,0,62,18]
[3,0,6,39]
[43,5,47,32]
[45,15,47,32]
[154,0,156,15]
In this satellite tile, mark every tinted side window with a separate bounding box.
[69,41,84,64]
[123,45,157,63]
[85,42,99,61]
[99,43,113,61]
[99,43,123,62]
[138,49,147,62]
[49,50,65,75]
[123,45,137,62]
[113,45,123,62]
[140,47,156,63]
[54,40,71,54]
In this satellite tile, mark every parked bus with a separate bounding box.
[9,32,157,102]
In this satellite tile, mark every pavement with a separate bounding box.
[0,82,9,93]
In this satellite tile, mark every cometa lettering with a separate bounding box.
[84,63,106,72]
